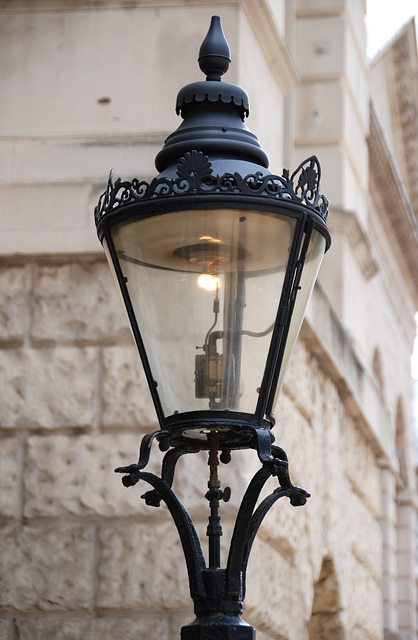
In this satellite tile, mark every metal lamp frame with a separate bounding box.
[95,156,329,447]
[94,15,330,639]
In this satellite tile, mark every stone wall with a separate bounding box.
[0,255,386,640]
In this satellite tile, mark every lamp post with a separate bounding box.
[95,16,330,639]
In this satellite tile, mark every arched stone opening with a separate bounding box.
[308,555,347,640]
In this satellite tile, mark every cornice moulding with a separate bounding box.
[328,208,378,280]
[371,20,418,216]
[368,101,418,303]
[390,21,418,216]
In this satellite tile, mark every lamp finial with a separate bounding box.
[198,15,231,81]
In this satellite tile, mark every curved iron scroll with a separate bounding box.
[133,470,207,606]
[116,436,310,628]
[225,448,309,601]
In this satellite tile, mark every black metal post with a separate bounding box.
[206,432,223,569]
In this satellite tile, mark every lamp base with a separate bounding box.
[181,614,255,639]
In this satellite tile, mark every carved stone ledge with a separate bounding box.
[327,209,378,281]
[368,102,418,302]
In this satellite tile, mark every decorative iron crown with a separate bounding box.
[95,152,329,224]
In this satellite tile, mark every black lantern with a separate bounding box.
[95,16,330,640]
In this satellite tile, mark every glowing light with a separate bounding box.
[198,273,220,291]
[199,236,221,243]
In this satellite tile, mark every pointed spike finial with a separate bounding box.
[198,16,231,81]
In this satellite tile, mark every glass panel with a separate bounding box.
[108,208,296,418]
[274,228,326,402]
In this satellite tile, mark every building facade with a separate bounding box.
[0,1,417,639]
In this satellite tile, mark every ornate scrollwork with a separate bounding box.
[95,152,329,225]
[115,426,309,634]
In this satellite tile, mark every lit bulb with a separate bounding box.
[198,273,220,291]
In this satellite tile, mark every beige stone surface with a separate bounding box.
[15,618,92,640]
[278,340,321,427]
[23,433,162,518]
[308,612,348,640]
[344,556,384,640]
[169,612,198,638]
[0,347,96,428]
[92,616,170,639]
[0,437,20,518]
[31,262,131,345]
[0,619,11,640]
[101,345,157,429]
[349,490,382,579]
[97,521,191,610]
[251,631,279,640]
[11,615,170,640]
[245,536,312,638]
[0,524,94,610]
[296,15,345,77]
[0,265,30,345]
[343,415,381,516]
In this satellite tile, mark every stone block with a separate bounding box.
[0,619,12,640]
[397,602,416,629]
[274,391,318,489]
[251,631,275,640]
[307,612,347,640]
[0,183,97,256]
[380,574,397,608]
[24,433,162,518]
[343,415,380,516]
[297,0,345,12]
[0,523,94,610]
[349,491,382,579]
[101,346,158,428]
[92,615,169,639]
[382,550,398,582]
[170,612,196,639]
[258,490,305,561]
[397,577,414,603]
[295,82,344,143]
[344,555,383,639]
[397,551,414,578]
[15,617,92,640]
[15,616,170,640]
[97,521,191,610]
[245,537,312,638]
[278,341,317,423]
[0,265,30,345]
[31,261,131,344]
[0,347,96,428]
[0,437,20,517]
[296,16,345,77]
[396,525,415,554]
[380,465,396,500]
[379,519,397,555]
